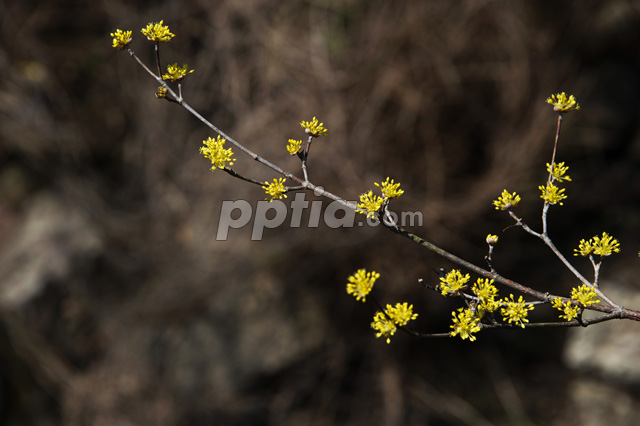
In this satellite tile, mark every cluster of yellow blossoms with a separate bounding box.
[162,63,194,82]
[197,116,331,201]
[300,117,328,138]
[356,177,404,218]
[493,160,571,211]
[371,303,419,344]
[286,139,303,155]
[345,269,418,344]
[110,29,132,50]
[141,20,175,42]
[551,285,600,321]
[574,232,621,257]
[546,92,580,113]
[539,161,571,205]
[286,117,328,156]
[440,270,533,341]
[200,136,235,170]
[111,21,195,95]
[493,92,580,211]
[262,178,288,202]
[346,269,380,302]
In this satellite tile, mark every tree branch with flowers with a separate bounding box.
[111,21,640,345]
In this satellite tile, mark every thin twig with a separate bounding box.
[547,113,563,183]
[301,135,313,182]
[154,41,162,78]
[222,168,264,186]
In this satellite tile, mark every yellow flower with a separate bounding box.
[546,92,580,113]
[110,29,132,50]
[371,312,397,344]
[591,232,621,256]
[500,294,534,328]
[472,278,501,317]
[286,139,303,155]
[552,298,581,321]
[375,177,404,199]
[574,232,620,257]
[439,269,471,296]
[472,278,498,301]
[539,182,567,205]
[574,238,593,257]
[385,302,418,326]
[493,189,521,210]
[450,308,481,341]
[356,190,384,218]
[300,117,328,137]
[485,234,499,246]
[262,178,288,202]
[571,284,600,306]
[547,162,572,182]
[141,20,175,42]
[346,269,380,302]
[162,63,194,82]
[200,136,235,170]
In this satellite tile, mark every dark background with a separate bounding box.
[0,0,639,425]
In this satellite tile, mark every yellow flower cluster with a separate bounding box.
[386,302,419,326]
[111,21,174,48]
[286,139,303,155]
[357,178,405,218]
[200,136,235,170]
[546,92,580,113]
[356,190,385,218]
[493,189,521,210]
[162,63,194,82]
[493,164,571,210]
[539,181,567,205]
[371,302,418,344]
[141,20,175,42]
[571,284,600,306]
[262,178,288,202]
[443,274,534,339]
[546,162,571,182]
[345,270,418,344]
[346,269,380,302]
[439,269,470,296]
[472,278,501,316]
[552,284,600,321]
[375,177,404,199]
[110,29,132,50]
[574,232,620,257]
[450,308,482,341]
[500,294,534,328]
[285,118,325,155]
[300,117,328,137]
[371,312,397,344]
[551,298,581,321]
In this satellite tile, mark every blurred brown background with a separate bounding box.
[1,0,640,425]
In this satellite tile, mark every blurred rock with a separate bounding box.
[564,280,640,384]
[563,277,640,426]
[565,379,640,426]
[0,193,102,309]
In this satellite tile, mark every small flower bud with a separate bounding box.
[155,86,168,98]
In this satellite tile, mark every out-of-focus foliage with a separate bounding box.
[0,1,639,425]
